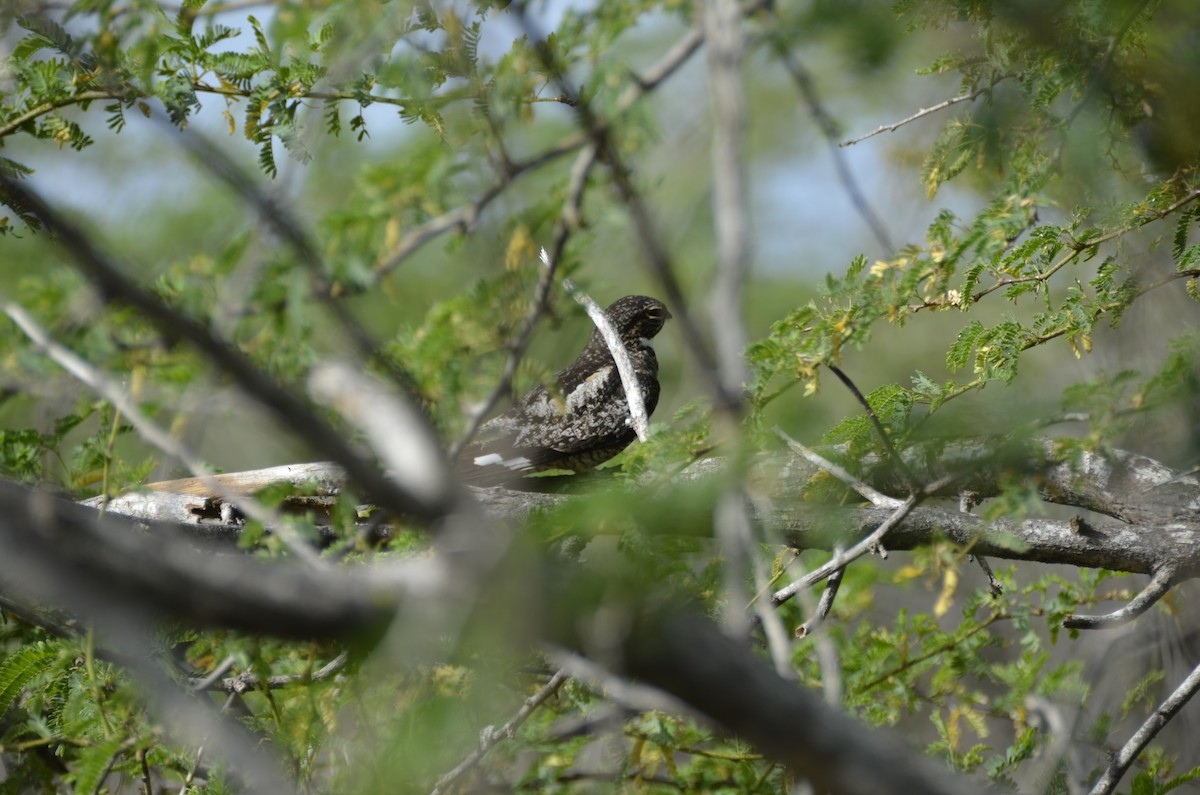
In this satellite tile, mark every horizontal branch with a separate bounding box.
[0,479,393,640]
[190,652,350,694]
[94,438,1200,587]
[780,504,1189,578]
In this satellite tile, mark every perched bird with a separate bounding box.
[457,295,671,486]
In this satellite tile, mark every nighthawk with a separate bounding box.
[457,295,671,486]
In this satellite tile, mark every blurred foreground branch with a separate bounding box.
[0,476,997,795]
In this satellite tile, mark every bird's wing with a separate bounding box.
[457,365,637,485]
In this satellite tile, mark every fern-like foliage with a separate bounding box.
[0,643,57,714]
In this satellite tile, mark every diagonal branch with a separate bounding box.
[0,173,444,522]
[774,427,902,508]
[611,609,994,795]
[797,564,844,639]
[840,79,1011,147]
[1089,653,1200,795]
[559,270,650,442]
[2,299,327,568]
[766,25,894,254]
[827,364,918,490]
[430,669,570,795]
[771,485,938,606]
[372,139,585,280]
[448,144,599,459]
[168,123,424,397]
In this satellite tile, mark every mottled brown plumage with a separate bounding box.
[457,295,671,486]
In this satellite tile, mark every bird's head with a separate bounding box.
[603,295,672,344]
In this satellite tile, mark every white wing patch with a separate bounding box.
[566,366,613,414]
[472,453,532,471]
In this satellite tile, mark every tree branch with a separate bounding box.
[612,609,997,795]
[90,441,1200,598]
[1089,654,1200,795]
[430,669,569,795]
[558,272,651,442]
[840,80,1010,147]
[190,652,350,694]
[1062,566,1175,629]
[449,144,599,458]
[766,24,894,253]
[775,426,902,508]
[0,173,445,523]
[3,298,326,568]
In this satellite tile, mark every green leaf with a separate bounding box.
[0,644,57,715]
[947,320,984,371]
[1178,244,1200,274]
[247,14,271,56]
[69,736,125,795]
[1161,766,1200,794]
[1172,204,1197,261]
[17,15,77,59]
[921,118,979,199]
[258,138,277,178]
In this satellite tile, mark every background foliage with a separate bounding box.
[2,0,1200,793]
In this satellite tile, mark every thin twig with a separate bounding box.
[751,548,794,676]
[1064,0,1152,126]
[968,190,1200,306]
[827,364,917,490]
[1089,657,1200,795]
[1062,567,1174,629]
[0,174,435,523]
[716,489,755,640]
[972,555,1003,598]
[178,744,205,795]
[510,5,741,413]
[781,553,843,706]
[546,649,699,717]
[840,80,1009,147]
[430,670,570,795]
[372,139,584,279]
[190,656,238,692]
[771,475,954,606]
[137,747,152,795]
[774,427,903,508]
[190,652,350,694]
[1,300,327,569]
[558,267,650,442]
[89,740,133,795]
[767,26,893,254]
[448,144,599,459]
[797,566,844,639]
[960,491,1003,596]
[375,3,710,283]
